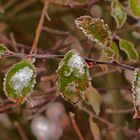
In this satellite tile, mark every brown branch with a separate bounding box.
[69,112,85,140]
[30,1,49,54]
[3,51,136,71]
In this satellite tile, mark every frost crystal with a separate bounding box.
[135,76,140,106]
[67,53,85,75]
[11,67,33,92]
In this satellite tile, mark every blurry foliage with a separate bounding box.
[0,0,140,140]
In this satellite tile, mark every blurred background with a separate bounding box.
[0,0,140,140]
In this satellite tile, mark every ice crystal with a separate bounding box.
[67,53,85,75]
[11,67,33,92]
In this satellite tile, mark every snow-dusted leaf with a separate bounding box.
[57,49,91,105]
[86,86,102,115]
[119,38,139,62]
[0,44,7,56]
[75,15,111,46]
[89,118,101,140]
[132,69,140,118]
[111,0,127,28]
[129,0,140,19]
[4,59,36,104]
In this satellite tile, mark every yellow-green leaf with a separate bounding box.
[86,86,102,115]
[109,41,119,61]
[57,49,91,105]
[119,38,139,62]
[111,0,127,28]
[103,47,115,61]
[0,44,7,56]
[132,69,140,118]
[89,118,101,140]
[4,59,36,104]
[75,15,111,46]
[129,0,140,19]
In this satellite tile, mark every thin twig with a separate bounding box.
[42,27,70,35]
[14,122,29,140]
[49,0,98,8]
[106,108,133,114]
[30,1,49,54]
[69,112,85,140]
[82,107,137,136]
[3,51,136,71]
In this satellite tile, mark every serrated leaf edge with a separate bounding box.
[56,49,91,106]
[119,39,139,62]
[132,68,140,118]
[3,59,36,104]
[75,15,111,47]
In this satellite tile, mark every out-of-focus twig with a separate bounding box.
[30,1,49,54]
[42,27,70,35]
[82,107,138,137]
[14,122,29,140]
[106,108,133,114]
[69,112,85,140]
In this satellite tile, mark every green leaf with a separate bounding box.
[4,59,36,104]
[129,0,140,19]
[0,44,7,56]
[86,86,102,115]
[109,41,119,61]
[75,16,111,46]
[132,69,140,118]
[119,38,139,62]
[57,49,91,105]
[111,0,127,28]
[89,118,101,140]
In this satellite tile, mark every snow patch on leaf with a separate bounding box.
[11,67,33,92]
[67,53,85,75]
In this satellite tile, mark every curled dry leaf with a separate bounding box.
[75,15,111,46]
